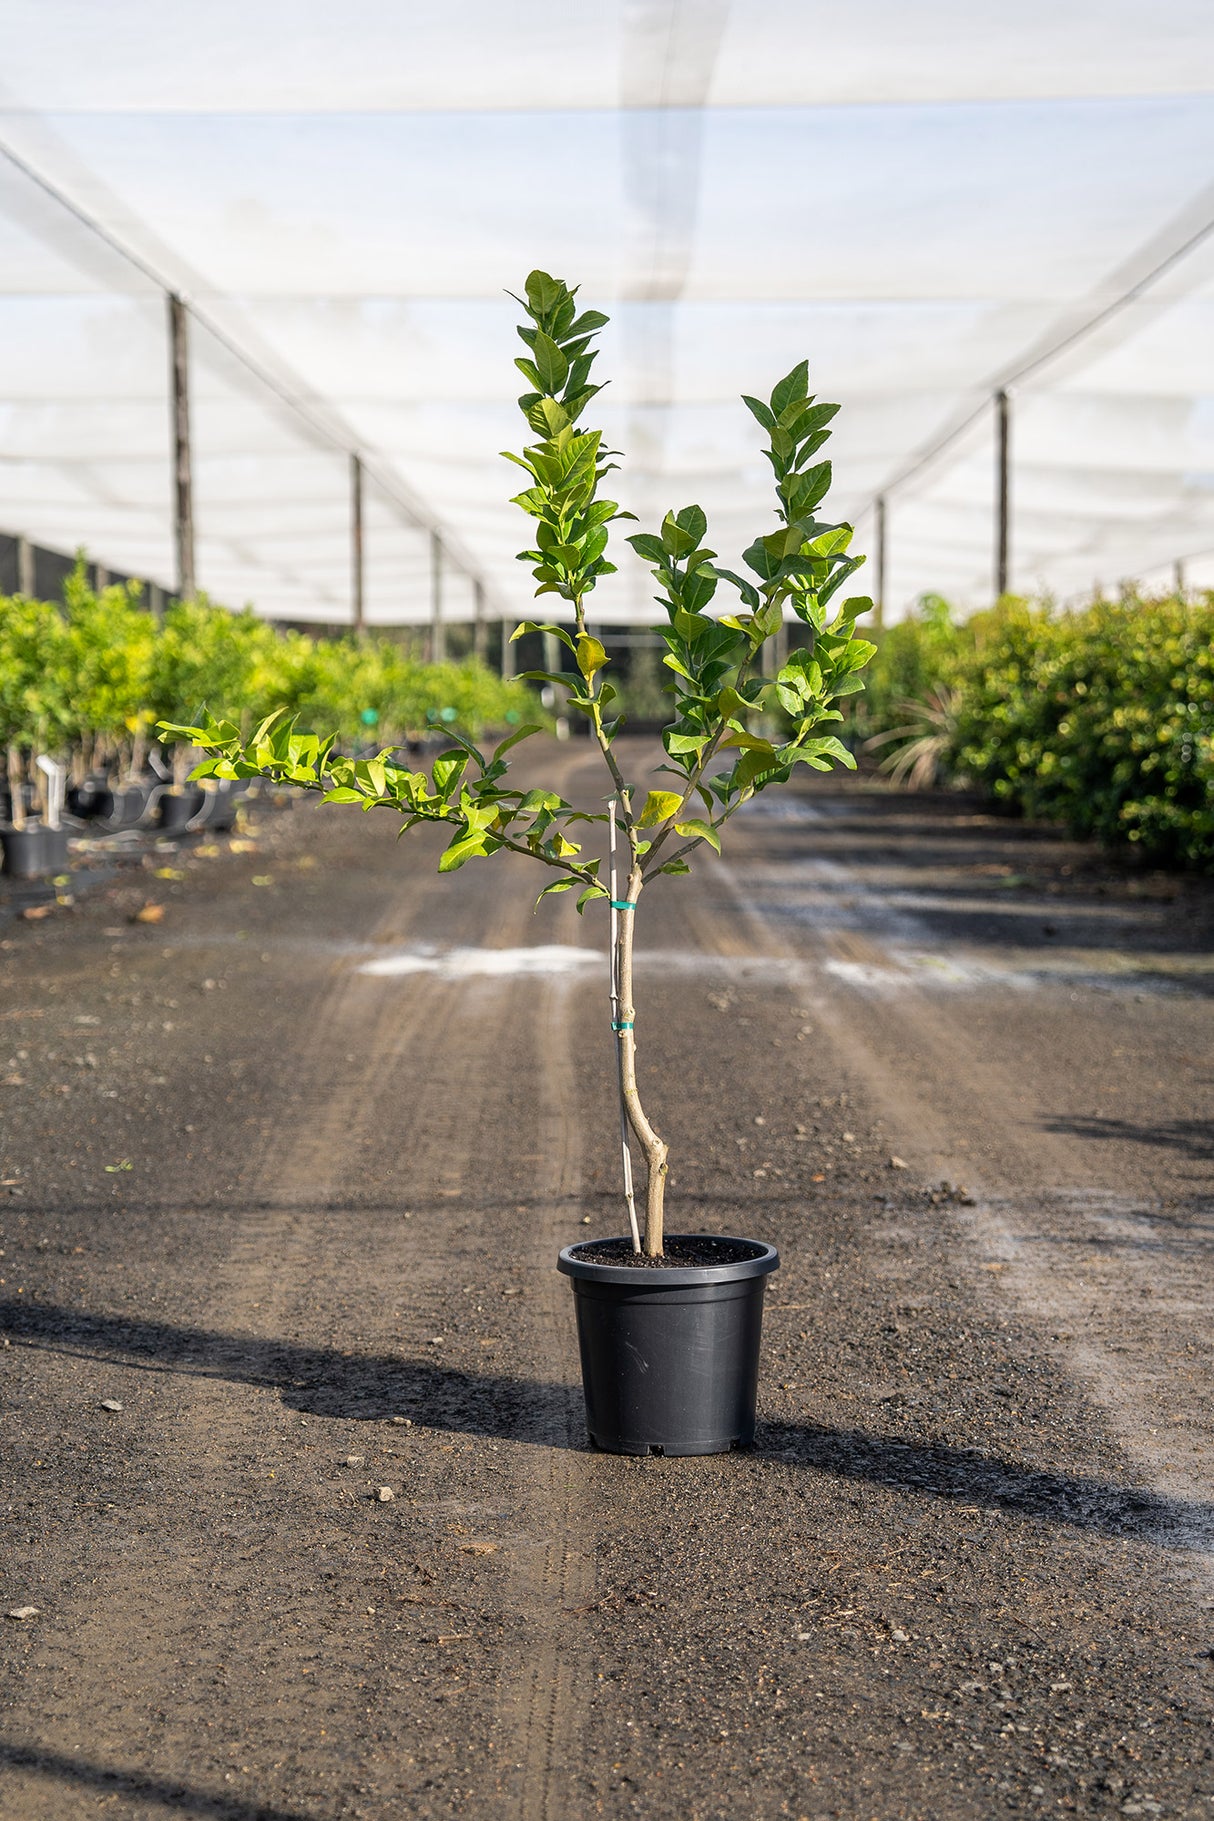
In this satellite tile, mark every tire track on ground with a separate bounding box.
[491,972,595,1821]
[717,835,1214,1577]
[0,824,554,1817]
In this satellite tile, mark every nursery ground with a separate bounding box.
[0,738,1211,1821]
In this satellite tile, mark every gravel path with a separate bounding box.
[1,741,1211,1820]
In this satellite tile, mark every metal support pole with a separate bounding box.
[429,531,445,664]
[501,618,515,678]
[168,294,195,599]
[350,454,365,632]
[95,563,109,592]
[16,535,34,598]
[995,389,1010,599]
[1174,559,1186,598]
[874,494,887,633]
[473,579,486,663]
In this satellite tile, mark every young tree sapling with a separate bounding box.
[160,271,875,1257]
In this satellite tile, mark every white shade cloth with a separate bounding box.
[1,1,1212,623]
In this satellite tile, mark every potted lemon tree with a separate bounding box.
[161,272,875,1455]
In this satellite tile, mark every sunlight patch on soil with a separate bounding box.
[359,943,601,979]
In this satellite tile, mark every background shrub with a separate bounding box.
[861,591,1214,872]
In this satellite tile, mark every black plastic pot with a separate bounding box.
[67,773,111,820]
[93,780,154,833]
[156,785,206,833]
[42,825,69,874]
[3,822,60,879]
[557,1234,779,1456]
[1,824,45,877]
[192,779,245,833]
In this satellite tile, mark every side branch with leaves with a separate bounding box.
[160,270,875,1258]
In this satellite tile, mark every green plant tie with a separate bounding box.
[610,899,636,911]
[611,1019,634,1032]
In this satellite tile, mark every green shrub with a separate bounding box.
[863,591,1214,872]
[0,569,542,802]
[953,594,1214,869]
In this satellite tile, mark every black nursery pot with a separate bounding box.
[557,1234,779,1456]
[156,785,205,832]
[1,823,70,878]
[1,823,46,878]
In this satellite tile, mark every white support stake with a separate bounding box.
[36,756,66,832]
[609,800,641,1253]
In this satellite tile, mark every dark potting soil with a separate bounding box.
[570,1234,765,1269]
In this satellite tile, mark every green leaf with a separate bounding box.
[510,619,575,648]
[715,685,749,722]
[626,532,668,565]
[818,554,865,607]
[770,360,810,418]
[524,269,566,315]
[566,308,610,340]
[660,512,697,558]
[576,883,609,913]
[664,731,709,757]
[674,504,708,545]
[681,568,718,613]
[431,751,469,799]
[741,394,775,431]
[734,745,780,789]
[536,877,577,902]
[492,722,545,761]
[438,832,488,872]
[638,789,683,827]
[797,734,855,768]
[658,857,691,875]
[533,332,569,394]
[575,635,607,680]
[785,462,833,518]
[742,538,780,582]
[321,786,364,803]
[706,566,761,610]
[673,817,720,853]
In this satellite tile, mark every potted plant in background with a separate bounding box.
[161,271,875,1456]
[61,569,157,826]
[0,593,73,878]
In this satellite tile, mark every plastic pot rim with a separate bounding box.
[558,1232,778,1290]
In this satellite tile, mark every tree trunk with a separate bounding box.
[7,746,26,831]
[615,864,669,1256]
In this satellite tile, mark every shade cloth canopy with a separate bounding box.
[1,1,1212,624]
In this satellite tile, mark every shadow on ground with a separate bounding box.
[1043,1114,1214,1163]
[0,1740,313,1820]
[5,1298,1211,1552]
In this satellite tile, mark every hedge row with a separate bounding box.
[859,592,1214,871]
[0,571,540,775]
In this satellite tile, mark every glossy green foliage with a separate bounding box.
[0,570,539,760]
[0,592,75,751]
[861,591,1214,871]
[160,276,877,900]
[503,270,634,605]
[624,361,876,830]
[59,570,157,748]
[953,594,1214,870]
[160,707,609,902]
[855,593,965,737]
